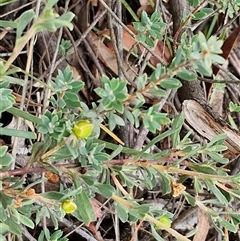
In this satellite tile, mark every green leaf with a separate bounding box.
[18,212,34,229]
[36,10,74,33]
[152,22,165,30]
[38,230,45,241]
[128,208,143,221]
[231,215,240,225]
[209,153,228,164]
[110,78,120,90]
[0,146,7,157]
[177,69,196,81]
[4,218,22,235]
[64,92,80,107]
[42,191,64,200]
[210,54,225,64]
[171,113,185,147]
[115,202,128,223]
[160,78,182,89]
[110,145,123,159]
[7,107,41,125]
[35,207,50,225]
[108,112,125,130]
[150,11,161,23]
[74,189,95,225]
[137,74,148,90]
[148,29,158,38]
[136,128,179,159]
[0,192,13,208]
[48,146,73,161]
[4,76,24,86]
[54,12,75,31]
[81,175,95,186]
[193,8,213,20]
[94,153,110,162]
[51,230,66,240]
[0,223,10,234]
[135,204,150,214]
[151,225,165,241]
[115,89,128,100]
[190,164,217,174]
[94,183,115,198]
[207,133,226,146]
[0,153,13,166]
[124,109,134,124]
[194,61,212,76]
[219,218,237,232]
[205,180,228,205]
[149,85,167,97]
[135,92,145,107]
[150,64,162,81]
[174,47,183,66]
[118,171,137,188]
[159,172,171,194]
[0,207,7,222]
[0,99,13,113]
[44,0,58,10]
[71,81,84,92]
[140,169,155,189]
[141,10,149,26]
[128,213,139,223]
[145,37,154,48]
[0,20,17,28]
[229,101,240,112]
[0,127,36,139]
[16,9,35,39]
[188,0,201,7]
[194,177,203,194]
[206,144,228,152]
[133,22,145,32]
[212,218,224,235]
[114,101,124,114]
[183,192,196,206]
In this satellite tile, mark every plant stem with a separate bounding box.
[111,194,191,241]
[41,135,74,160]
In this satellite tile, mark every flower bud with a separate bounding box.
[72,120,93,139]
[156,215,172,230]
[61,200,77,214]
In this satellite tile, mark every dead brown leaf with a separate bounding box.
[88,31,138,81]
[171,180,186,197]
[193,209,210,241]
[101,25,172,67]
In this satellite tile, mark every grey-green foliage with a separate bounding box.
[1,0,240,240]
[94,75,129,113]
[50,67,84,108]
[59,39,72,56]
[188,0,240,18]
[133,11,166,47]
